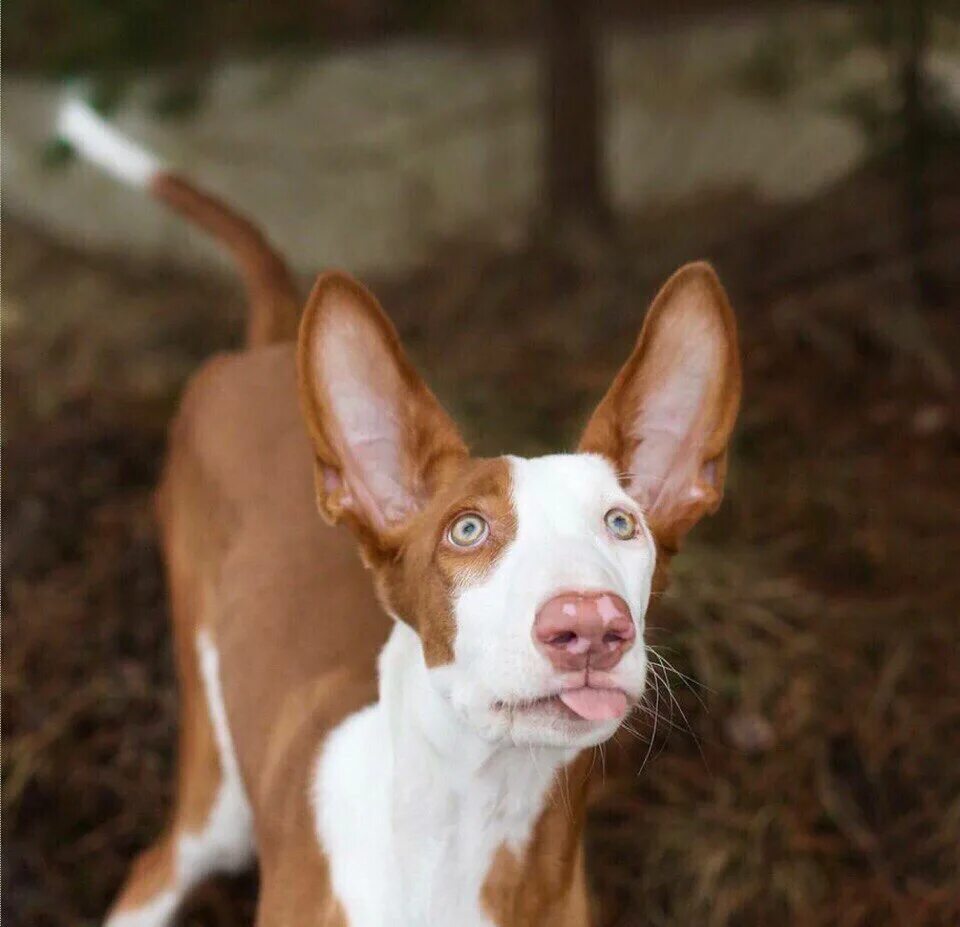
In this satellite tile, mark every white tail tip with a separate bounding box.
[57,97,162,188]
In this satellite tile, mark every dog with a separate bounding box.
[59,97,741,927]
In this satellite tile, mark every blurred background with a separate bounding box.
[4,1,960,925]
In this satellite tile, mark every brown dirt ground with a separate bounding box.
[4,155,960,927]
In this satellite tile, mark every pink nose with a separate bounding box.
[533,592,635,671]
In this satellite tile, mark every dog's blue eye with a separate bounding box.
[448,513,489,548]
[604,507,638,540]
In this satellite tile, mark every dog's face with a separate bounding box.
[298,266,740,749]
[379,453,655,749]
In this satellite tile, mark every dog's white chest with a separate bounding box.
[312,700,557,927]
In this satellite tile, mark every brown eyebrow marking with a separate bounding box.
[382,457,518,667]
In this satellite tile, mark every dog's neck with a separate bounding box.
[314,621,584,926]
[380,621,577,820]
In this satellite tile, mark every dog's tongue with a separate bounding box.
[559,687,628,721]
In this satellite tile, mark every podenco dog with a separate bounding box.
[59,98,741,927]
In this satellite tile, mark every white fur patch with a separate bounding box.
[106,631,254,927]
[105,892,179,927]
[313,704,394,926]
[58,97,161,188]
[193,629,256,874]
[313,622,568,927]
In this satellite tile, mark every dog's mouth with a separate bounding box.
[493,687,629,723]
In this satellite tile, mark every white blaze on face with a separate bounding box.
[433,453,655,747]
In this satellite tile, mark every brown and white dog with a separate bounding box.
[59,99,741,927]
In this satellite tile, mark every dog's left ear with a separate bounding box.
[579,262,741,552]
[297,271,468,558]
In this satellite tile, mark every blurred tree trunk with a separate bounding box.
[878,0,953,390]
[898,0,932,306]
[539,0,614,243]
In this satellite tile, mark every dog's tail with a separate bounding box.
[57,97,300,347]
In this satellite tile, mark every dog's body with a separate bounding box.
[139,346,382,924]
[147,349,591,926]
[60,101,740,927]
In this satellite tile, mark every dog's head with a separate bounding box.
[298,264,740,749]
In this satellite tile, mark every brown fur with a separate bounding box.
[151,173,301,347]
[108,345,387,921]
[482,753,594,927]
[297,273,523,666]
[379,457,518,666]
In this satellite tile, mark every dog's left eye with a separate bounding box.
[604,507,638,540]
[447,513,489,548]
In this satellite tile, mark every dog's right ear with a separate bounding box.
[297,272,468,555]
[579,262,741,553]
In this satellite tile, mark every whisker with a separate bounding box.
[632,702,691,737]
[618,714,653,743]
[637,670,661,776]
[647,653,709,772]
[647,645,712,702]
[586,745,600,781]
[560,762,573,821]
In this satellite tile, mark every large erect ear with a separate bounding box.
[579,262,741,552]
[297,272,468,551]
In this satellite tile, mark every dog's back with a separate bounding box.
[158,342,386,807]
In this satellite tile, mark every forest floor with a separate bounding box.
[5,152,960,927]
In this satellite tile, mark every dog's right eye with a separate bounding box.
[447,513,489,548]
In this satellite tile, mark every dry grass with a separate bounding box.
[4,155,960,926]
